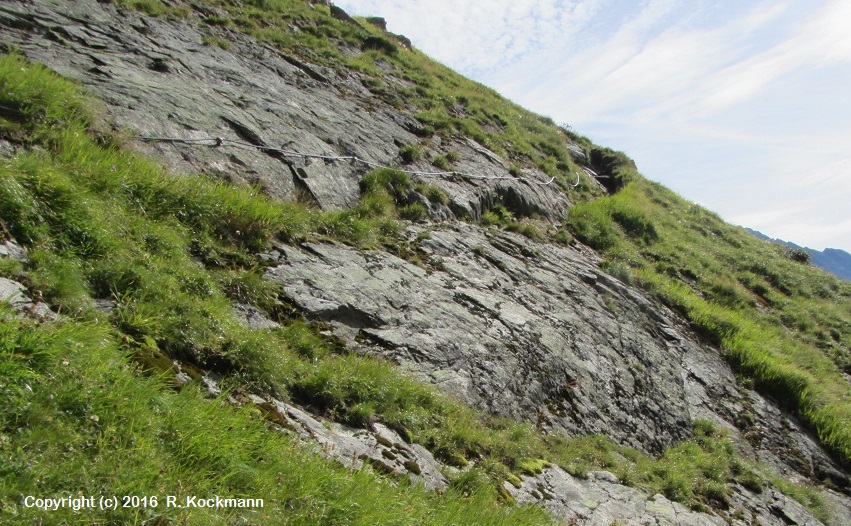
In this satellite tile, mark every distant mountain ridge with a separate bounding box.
[746,228,851,280]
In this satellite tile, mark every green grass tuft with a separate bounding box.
[399,143,423,164]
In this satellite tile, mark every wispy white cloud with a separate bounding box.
[481,1,799,125]
[336,0,605,74]
[798,0,851,65]
[629,0,851,121]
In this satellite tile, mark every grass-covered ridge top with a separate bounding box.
[0,51,835,522]
[567,176,851,468]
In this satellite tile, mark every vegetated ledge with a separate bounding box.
[1,1,851,524]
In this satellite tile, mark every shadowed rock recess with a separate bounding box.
[2,1,850,524]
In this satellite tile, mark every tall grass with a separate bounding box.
[0,305,554,525]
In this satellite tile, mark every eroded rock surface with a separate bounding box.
[266,225,692,452]
[265,223,850,522]
[507,466,825,526]
[211,388,448,492]
[261,399,449,491]
[0,238,55,321]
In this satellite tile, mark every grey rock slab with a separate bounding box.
[823,489,851,526]
[508,466,828,526]
[0,0,568,221]
[266,224,698,451]
[506,466,729,526]
[0,277,56,321]
[0,239,26,262]
[0,277,29,311]
[566,141,588,164]
[0,138,16,157]
[261,399,448,491]
[233,303,280,330]
[728,485,826,526]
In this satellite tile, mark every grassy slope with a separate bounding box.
[190,0,851,490]
[1,0,847,521]
[201,0,851,473]
[1,308,559,525]
[3,52,812,523]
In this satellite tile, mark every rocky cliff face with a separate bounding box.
[3,1,850,524]
[263,223,851,524]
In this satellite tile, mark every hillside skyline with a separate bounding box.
[337,0,851,252]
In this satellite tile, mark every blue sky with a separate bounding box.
[335,0,851,252]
